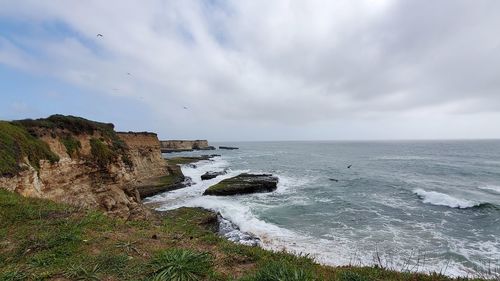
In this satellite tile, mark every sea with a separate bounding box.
[144,140,500,278]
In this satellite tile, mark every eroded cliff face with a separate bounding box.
[160,140,211,152]
[0,117,167,219]
[117,132,167,180]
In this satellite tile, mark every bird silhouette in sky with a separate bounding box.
[97,34,103,37]
[347,164,352,169]
[183,106,188,110]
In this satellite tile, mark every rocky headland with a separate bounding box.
[0,115,180,219]
[160,139,215,153]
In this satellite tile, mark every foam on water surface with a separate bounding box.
[149,142,500,278]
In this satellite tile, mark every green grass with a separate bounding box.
[242,258,316,281]
[64,264,101,280]
[337,271,370,281]
[150,248,213,281]
[0,121,59,176]
[0,189,493,281]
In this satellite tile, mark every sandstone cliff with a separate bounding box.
[160,140,213,152]
[0,115,168,219]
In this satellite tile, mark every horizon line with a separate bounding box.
[200,138,500,143]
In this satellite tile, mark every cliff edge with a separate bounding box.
[0,115,168,219]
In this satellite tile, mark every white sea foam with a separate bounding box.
[146,156,488,278]
[478,185,500,194]
[413,188,482,209]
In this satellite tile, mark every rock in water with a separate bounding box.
[203,173,278,196]
[219,146,239,150]
[218,215,260,246]
[201,170,227,180]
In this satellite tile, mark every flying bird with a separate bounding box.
[347,164,352,169]
[183,106,188,110]
[127,72,131,76]
[97,34,103,37]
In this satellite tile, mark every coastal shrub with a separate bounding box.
[15,114,115,136]
[150,248,213,281]
[14,115,133,168]
[60,134,81,157]
[0,121,59,176]
[244,259,317,281]
[90,138,117,168]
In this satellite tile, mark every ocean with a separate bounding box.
[145,140,500,277]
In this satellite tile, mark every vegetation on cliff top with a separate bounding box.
[0,189,489,281]
[16,114,130,160]
[1,115,133,171]
[14,114,116,137]
[0,121,59,176]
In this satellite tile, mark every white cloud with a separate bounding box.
[0,0,499,139]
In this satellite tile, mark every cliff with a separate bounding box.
[0,115,168,219]
[116,132,167,180]
[160,139,214,152]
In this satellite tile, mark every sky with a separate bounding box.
[1,0,500,141]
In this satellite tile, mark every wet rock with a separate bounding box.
[199,146,216,150]
[203,173,278,196]
[201,170,227,180]
[218,215,260,246]
[219,146,239,150]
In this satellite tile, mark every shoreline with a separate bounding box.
[1,115,496,280]
[152,154,498,279]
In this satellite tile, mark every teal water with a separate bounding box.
[147,140,500,277]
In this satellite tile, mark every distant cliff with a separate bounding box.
[160,140,214,152]
[0,115,168,219]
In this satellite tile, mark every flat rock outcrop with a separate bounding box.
[135,164,186,198]
[203,173,278,196]
[160,140,215,153]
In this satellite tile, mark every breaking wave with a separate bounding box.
[413,188,491,209]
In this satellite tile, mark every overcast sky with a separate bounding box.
[1,0,499,141]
